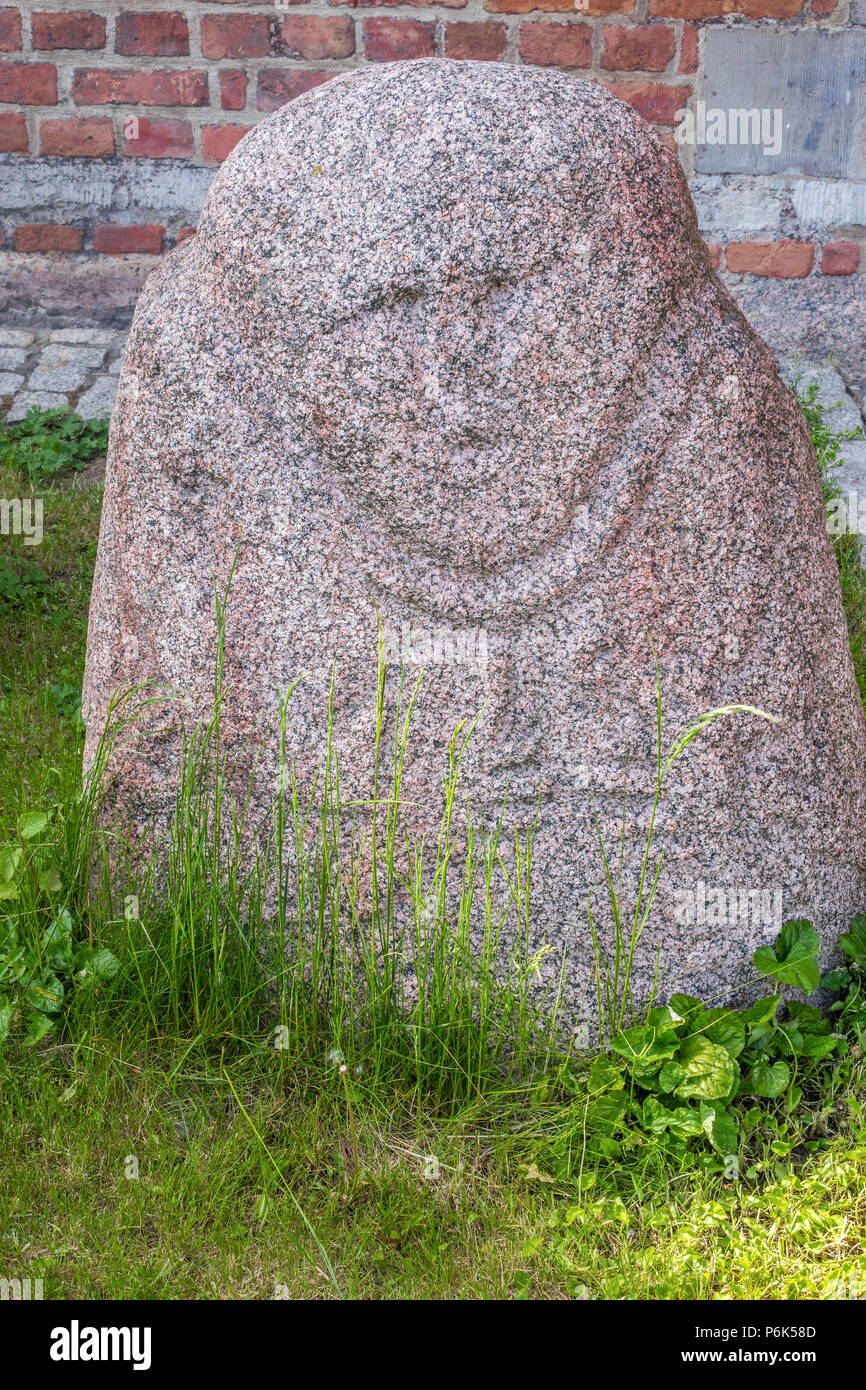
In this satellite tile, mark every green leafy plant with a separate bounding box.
[539,918,852,1177]
[1,406,109,486]
[822,912,866,1040]
[0,807,117,1046]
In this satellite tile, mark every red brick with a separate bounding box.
[704,240,722,270]
[649,0,801,14]
[40,115,113,156]
[93,223,164,255]
[0,61,57,103]
[0,8,21,52]
[604,80,690,125]
[201,14,270,59]
[14,223,83,252]
[32,11,105,50]
[256,68,333,112]
[363,18,435,60]
[520,20,592,66]
[115,12,189,57]
[601,24,674,70]
[821,241,860,276]
[811,0,837,10]
[72,68,208,106]
[220,68,246,111]
[123,116,193,159]
[280,16,355,60]
[725,240,814,278]
[0,110,27,151]
[678,23,698,73]
[201,123,252,162]
[487,0,633,11]
[176,225,197,244]
[445,20,506,59]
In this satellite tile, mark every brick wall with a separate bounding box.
[0,1,864,379]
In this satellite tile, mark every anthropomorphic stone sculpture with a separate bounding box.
[83,59,866,1021]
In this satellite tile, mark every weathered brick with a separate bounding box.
[201,123,252,162]
[520,20,592,66]
[93,223,164,255]
[201,14,270,60]
[0,110,27,151]
[256,68,333,112]
[123,116,193,159]
[486,0,634,12]
[725,240,815,278]
[0,61,57,104]
[0,7,21,52]
[72,68,208,106]
[280,16,355,60]
[220,68,247,111]
[678,23,698,73]
[604,80,690,125]
[32,11,105,50]
[601,24,675,70]
[704,240,722,269]
[821,241,860,276]
[40,115,114,156]
[14,223,83,252]
[363,18,435,61]
[445,20,507,59]
[115,12,189,57]
[649,0,801,14]
[811,0,837,9]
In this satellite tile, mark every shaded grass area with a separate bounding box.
[1,396,866,1300]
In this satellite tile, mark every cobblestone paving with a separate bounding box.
[0,324,129,423]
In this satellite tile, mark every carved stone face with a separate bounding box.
[294,267,595,573]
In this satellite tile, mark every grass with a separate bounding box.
[1,397,866,1302]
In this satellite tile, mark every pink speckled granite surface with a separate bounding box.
[82,59,866,1021]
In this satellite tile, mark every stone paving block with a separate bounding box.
[76,376,117,420]
[29,344,107,393]
[0,328,35,349]
[7,391,69,422]
[0,372,25,395]
[777,358,864,437]
[0,347,28,371]
[49,328,119,347]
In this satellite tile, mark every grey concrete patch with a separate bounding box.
[7,390,69,422]
[76,376,117,420]
[699,29,866,179]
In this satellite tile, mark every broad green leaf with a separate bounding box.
[745,1059,790,1097]
[668,993,705,1027]
[700,1008,747,1058]
[839,914,866,964]
[610,1024,679,1071]
[587,1055,624,1094]
[25,971,64,1015]
[674,1036,740,1101]
[37,865,62,894]
[753,919,820,993]
[17,811,50,841]
[700,1104,738,1156]
[642,1096,704,1138]
[0,845,21,882]
[0,998,13,1042]
[24,1010,54,1043]
[657,1060,687,1093]
[646,1006,685,1035]
[0,883,19,901]
[76,946,119,981]
[586,1092,627,1134]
